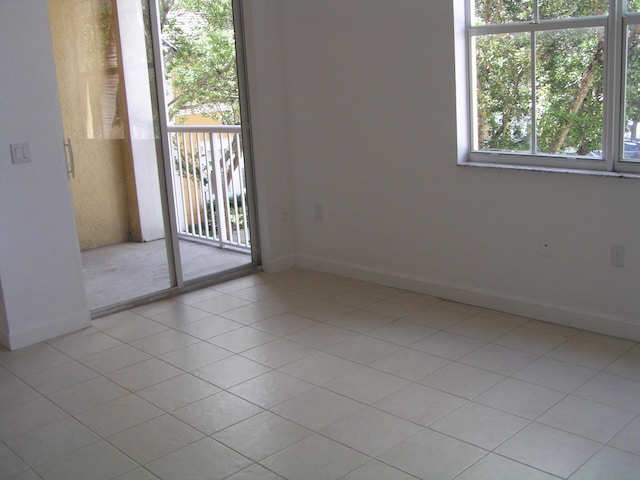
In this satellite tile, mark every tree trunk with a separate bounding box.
[548,39,604,154]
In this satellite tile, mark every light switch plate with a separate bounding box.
[11,142,32,164]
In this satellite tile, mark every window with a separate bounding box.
[466,0,640,174]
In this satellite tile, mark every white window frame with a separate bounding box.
[463,0,640,176]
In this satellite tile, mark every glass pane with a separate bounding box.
[627,0,640,14]
[623,24,640,162]
[535,28,604,157]
[472,0,532,25]
[539,0,609,20]
[473,33,532,152]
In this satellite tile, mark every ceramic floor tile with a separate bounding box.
[251,313,318,336]
[326,335,400,364]
[224,284,287,303]
[172,287,223,306]
[537,395,635,443]
[285,324,358,350]
[33,440,138,480]
[362,292,437,318]
[137,373,220,411]
[132,298,183,318]
[605,349,640,382]
[569,446,640,480]
[419,362,505,399]
[190,295,253,315]
[79,345,152,375]
[44,384,135,431]
[256,292,318,311]
[374,383,467,426]
[329,286,397,308]
[339,459,419,480]
[146,437,252,480]
[323,367,410,404]
[327,309,395,333]
[295,280,360,300]
[446,316,520,342]
[367,320,437,346]
[370,347,450,381]
[321,407,422,456]
[431,402,529,450]
[75,394,164,437]
[546,339,624,370]
[226,464,284,480]
[208,326,278,353]
[5,416,100,466]
[573,331,636,351]
[175,315,243,340]
[573,372,640,413]
[289,300,354,322]
[495,423,601,478]
[241,338,318,368]
[192,355,271,389]
[93,310,149,331]
[458,344,539,376]
[23,360,98,394]
[512,357,597,393]
[0,442,28,479]
[229,370,315,408]
[158,341,232,371]
[278,352,362,386]
[403,305,471,330]
[474,378,565,420]
[523,320,581,338]
[0,344,72,378]
[454,453,561,480]
[48,331,123,360]
[108,414,204,464]
[213,411,312,461]
[0,397,68,441]
[609,416,640,455]
[0,372,41,412]
[172,390,263,435]
[103,317,168,343]
[411,332,486,360]
[271,388,364,431]
[107,358,183,392]
[113,467,161,479]
[260,434,369,480]
[219,303,283,324]
[493,327,569,355]
[129,330,199,356]
[147,303,212,327]
[378,429,486,480]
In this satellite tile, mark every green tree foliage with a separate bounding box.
[160,0,239,124]
[473,0,617,155]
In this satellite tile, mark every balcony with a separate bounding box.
[168,125,251,252]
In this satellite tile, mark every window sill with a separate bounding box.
[458,160,640,180]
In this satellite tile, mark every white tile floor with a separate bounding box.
[1,269,640,480]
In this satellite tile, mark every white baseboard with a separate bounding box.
[296,254,640,342]
[5,312,91,351]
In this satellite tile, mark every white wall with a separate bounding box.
[247,0,640,340]
[244,0,296,271]
[0,0,90,349]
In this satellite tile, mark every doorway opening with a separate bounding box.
[48,0,259,314]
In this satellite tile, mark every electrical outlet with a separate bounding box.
[611,244,625,267]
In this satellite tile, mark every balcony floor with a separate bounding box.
[81,238,251,311]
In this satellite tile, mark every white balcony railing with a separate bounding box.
[168,125,250,251]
